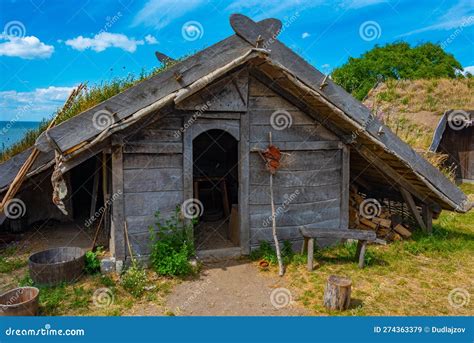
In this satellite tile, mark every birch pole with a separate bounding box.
[269,132,284,276]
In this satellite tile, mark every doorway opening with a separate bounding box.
[193,129,239,250]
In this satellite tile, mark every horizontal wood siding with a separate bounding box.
[122,115,184,257]
[248,77,343,249]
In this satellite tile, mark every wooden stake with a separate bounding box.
[124,221,134,263]
[268,132,284,276]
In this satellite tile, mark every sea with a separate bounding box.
[0,121,42,152]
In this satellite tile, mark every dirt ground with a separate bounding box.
[163,259,310,316]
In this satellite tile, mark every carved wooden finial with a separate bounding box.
[155,51,175,64]
[230,14,282,48]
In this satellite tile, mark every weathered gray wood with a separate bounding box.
[400,187,427,232]
[125,212,176,234]
[124,191,183,217]
[299,228,376,241]
[144,116,183,130]
[307,238,314,271]
[129,128,182,142]
[250,167,341,187]
[340,145,350,229]
[0,148,55,191]
[123,154,182,170]
[250,202,340,228]
[123,142,182,154]
[191,119,240,141]
[248,96,299,111]
[323,275,352,310]
[356,240,367,268]
[123,168,183,193]
[230,14,282,47]
[35,34,250,153]
[197,113,241,120]
[248,183,341,205]
[250,218,341,244]
[110,144,125,260]
[182,113,194,230]
[176,69,248,112]
[251,54,468,211]
[240,110,250,254]
[301,237,308,254]
[250,109,315,125]
[250,141,342,152]
[250,124,338,143]
[59,140,110,174]
[250,150,341,172]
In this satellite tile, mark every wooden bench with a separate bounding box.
[299,228,382,271]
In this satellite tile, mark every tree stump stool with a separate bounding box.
[323,275,352,311]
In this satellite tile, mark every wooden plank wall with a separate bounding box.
[122,114,184,257]
[248,77,344,250]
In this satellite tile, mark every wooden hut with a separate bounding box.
[0,15,471,264]
[430,110,473,183]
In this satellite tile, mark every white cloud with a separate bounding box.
[0,86,76,121]
[0,35,54,59]
[133,0,205,29]
[462,65,474,75]
[145,34,158,45]
[65,32,144,53]
[399,2,474,37]
[302,32,311,39]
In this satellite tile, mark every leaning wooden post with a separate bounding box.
[323,275,352,311]
[268,132,284,277]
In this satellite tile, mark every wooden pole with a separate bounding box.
[268,132,284,277]
[124,221,134,264]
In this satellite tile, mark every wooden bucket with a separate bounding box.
[29,247,85,286]
[0,287,39,316]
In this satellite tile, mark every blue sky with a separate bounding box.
[0,0,473,121]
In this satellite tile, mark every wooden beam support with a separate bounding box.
[340,144,350,230]
[400,188,427,233]
[89,159,100,220]
[110,141,126,260]
[422,205,433,234]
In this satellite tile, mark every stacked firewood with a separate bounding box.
[349,188,412,242]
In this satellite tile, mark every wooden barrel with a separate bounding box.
[0,287,39,316]
[29,247,85,286]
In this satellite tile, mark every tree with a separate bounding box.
[332,42,463,100]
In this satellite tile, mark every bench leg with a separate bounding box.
[301,237,309,254]
[356,240,367,268]
[307,238,314,271]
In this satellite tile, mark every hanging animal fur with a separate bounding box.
[51,152,68,215]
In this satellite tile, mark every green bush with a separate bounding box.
[332,42,463,100]
[121,263,147,298]
[149,207,195,277]
[84,248,102,275]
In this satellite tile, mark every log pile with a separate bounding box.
[349,187,412,242]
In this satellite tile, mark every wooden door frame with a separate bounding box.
[183,114,249,253]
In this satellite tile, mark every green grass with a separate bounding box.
[11,269,176,316]
[0,246,27,273]
[267,184,474,316]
